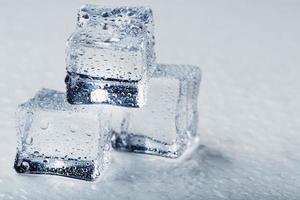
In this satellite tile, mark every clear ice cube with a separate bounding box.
[65,5,156,107]
[110,64,201,158]
[14,89,110,181]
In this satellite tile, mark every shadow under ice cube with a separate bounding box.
[111,64,201,158]
[65,5,155,107]
[14,89,110,181]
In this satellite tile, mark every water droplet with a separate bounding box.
[25,137,33,145]
[104,144,110,151]
[82,14,89,19]
[70,124,79,133]
[21,161,30,171]
[102,12,109,17]
[40,120,49,130]
[103,23,108,30]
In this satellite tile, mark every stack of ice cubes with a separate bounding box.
[14,4,201,181]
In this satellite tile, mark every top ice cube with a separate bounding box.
[65,5,156,107]
[66,5,155,81]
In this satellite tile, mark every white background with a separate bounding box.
[0,0,299,199]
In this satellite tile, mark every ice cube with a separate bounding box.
[14,89,110,181]
[110,64,201,158]
[65,5,156,107]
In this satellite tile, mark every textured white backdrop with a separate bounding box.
[0,0,300,199]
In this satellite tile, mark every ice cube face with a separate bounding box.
[65,5,155,107]
[65,73,145,107]
[110,64,201,158]
[14,89,110,181]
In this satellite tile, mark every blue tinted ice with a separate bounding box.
[65,5,155,107]
[110,64,201,158]
[14,89,111,181]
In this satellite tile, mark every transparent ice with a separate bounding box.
[65,5,156,107]
[110,64,201,158]
[14,89,111,181]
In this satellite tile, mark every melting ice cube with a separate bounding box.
[65,5,156,107]
[14,89,110,181]
[110,64,201,158]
